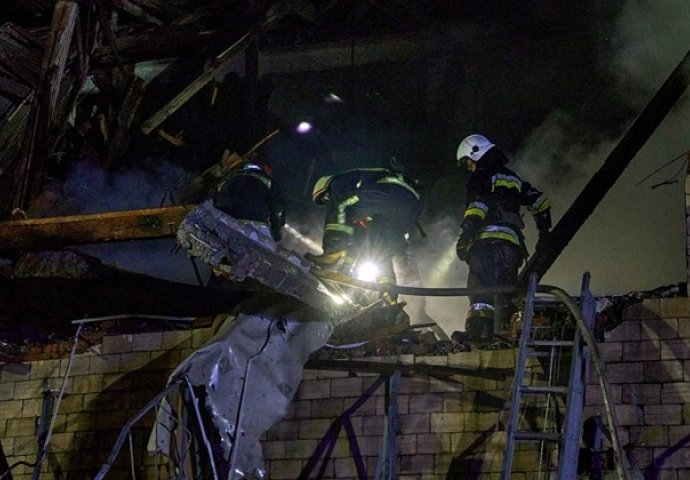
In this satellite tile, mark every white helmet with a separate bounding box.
[456,134,495,163]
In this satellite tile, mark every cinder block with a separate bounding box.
[330,377,363,398]
[0,383,14,401]
[309,398,344,418]
[65,412,98,432]
[267,459,302,480]
[410,393,443,413]
[604,320,641,342]
[69,375,104,394]
[0,400,22,419]
[6,418,36,437]
[430,376,463,393]
[642,318,679,340]
[443,392,481,413]
[597,341,623,362]
[663,382,690,404]
[54,394,84,414]
[90,354,121,374]
[49,432,75,452]
[95,410,127,430]
[399,453,434,474]
[417,432,451,455]
[62,354,92,376]
[480,349,515,369]
[132,332,163,352]
[343,395,376,416]
[448,351,481,368]
[362,415,384,436]
[11,436,35,456]
[317,369,350,379]
[623,340,660,361]
[643,360,684,383]
[661,298,690,318]
[646,404,682,425]
[299,418,333,439]
[13,379,45,400]
[297,379,331,400]
[286,399,311,419]
[284,439,317,459]
[102,334,134,354]
[605,362,643,384]
[192,328,214,348]
[462,412,499,431]
[28,359,61,380]
[621,384,660,404]
[119,352,151,371]
[623,299,661,320]
[398,376,430,395]
[661,339,690,360]
[161,330,192,350]
[395,433,415,455]
[399,413,430,433]
[262,440,286,460]
[415,355,449,367]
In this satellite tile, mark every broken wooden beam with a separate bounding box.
[140,31,252,134]
[104,75,146,169]
[0,205,195,251]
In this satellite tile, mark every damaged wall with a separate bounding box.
[0,296,689,478]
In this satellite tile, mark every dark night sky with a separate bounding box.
[59,1,690,334]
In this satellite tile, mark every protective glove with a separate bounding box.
[456,238,471,262]
[535,211,551,236]
[271,225,283,242]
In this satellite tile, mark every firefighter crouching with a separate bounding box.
[453,134,551,342]
[211,160,286,241]
[307,167,422,296]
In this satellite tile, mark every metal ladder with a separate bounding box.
[501,273,596,479]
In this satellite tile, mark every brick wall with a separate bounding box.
[1,296,689,479]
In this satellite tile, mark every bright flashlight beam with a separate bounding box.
[283,223,323,254]
[355,261,380,283]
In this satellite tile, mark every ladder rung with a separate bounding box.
[514,431,562,443]
[527,340,574,348]
[520,385,569,395]
[526,350,550,357]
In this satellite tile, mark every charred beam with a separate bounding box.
[520,49,690,284]
[0,205,195,252]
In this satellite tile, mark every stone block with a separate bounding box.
[13,379,47,400]
[399,413,430,433]
[397,433,417,454]
[267,459,302,480]
[265,420,300,441]
[604,320,641,342]
[161,330,192,350]
[462,412,500,431]
[309,398,344,418]
[661,298,690,318]
[28,359,61,380]
[119,352,151,371]
[621,383,660,404]
[376,394,409,416]
[284,439,317,459]
[297,379,331,400]
[399,454,434,474]
[650,446,690,468]
[69,375,104,394]
[132,332,163,352]
[0,400,22,419]
[646,404,682,425]
[55,394,84,414]
[65,412,98,432]
[0,364,31,383]
[480,349,516,369]
[299,418,334,439]
[262,440,285,460]
[102,372,133,391]
[410,393,443,413]
[330,377,363,398]
[62,354,92,376]
[644,360,684,383]
[90,354,121,374]
[642,318,679,340]
[623,299,661,320]
[661,339,690,360]
[605,362,643,383]
[448,351,481,368]
[102,334,134,354]
[0,383,14,401]
[49,432,75,452]
[430,377,463,393]
[398,376,430,394]
[415,355,449,366]
[6,418,36,437]
[597,341,623,362]
[623,340,660,361]
[362,415,384,436]
[417,432,451,454]
[668,425,690,446]
[192,328,214,348]
[662,382,690,404]
[317,369,350,379]
[430,413,462,433]
[286,399,311,419]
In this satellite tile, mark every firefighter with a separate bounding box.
[453,134,551,341]
[307,167,422,287]
[211,160,286,241]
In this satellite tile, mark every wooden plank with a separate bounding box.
[103,76,146,169]
[140,31,252,134]
[0,205,196,251]
[42,1,79,117]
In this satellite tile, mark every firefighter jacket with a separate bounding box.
[322,167,421,238]
[212,163,286,240]
[456,149,551,259]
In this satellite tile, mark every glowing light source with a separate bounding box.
[296,122,312,134]
[355,260,380,282]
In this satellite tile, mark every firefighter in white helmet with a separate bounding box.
[453,134,551,343]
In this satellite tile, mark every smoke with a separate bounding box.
[511,0,690,295]
[58,159,211,285]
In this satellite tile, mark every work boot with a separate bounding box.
[305,250,347,269]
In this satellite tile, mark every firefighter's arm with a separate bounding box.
[456,201,487,261]
[523,184,551,238]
